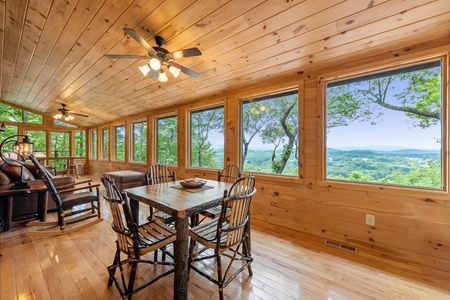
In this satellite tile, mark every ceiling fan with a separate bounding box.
[53,104,88,121]
[104,28,202,81]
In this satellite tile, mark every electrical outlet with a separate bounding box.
[365,214,375,226]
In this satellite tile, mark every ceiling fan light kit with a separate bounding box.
[53,104,88,121]
[105,28,202,82]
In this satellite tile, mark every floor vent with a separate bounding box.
[325,239,358,253]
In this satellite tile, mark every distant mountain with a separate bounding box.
[328,147,439,155]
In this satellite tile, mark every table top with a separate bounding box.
[125,179,232,218]
[0,180,47,196]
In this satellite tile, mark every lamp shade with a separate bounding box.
[169,65,181,78]
[138,64,151,76]
[158,70,168,82]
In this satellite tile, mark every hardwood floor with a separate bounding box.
[1,189,450,299]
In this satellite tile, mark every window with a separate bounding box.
[0,124,18,141]
[0,125,18,158]
[131,121,147,163]
[74,130,86,157]
[0,103,43,124]
[54,120,77,127]
[325,60,443,189]
[241,90,299,176]
[51,131,70,170]
[102,127,109,160]
[90,129,97,159]
[25,130,46,157]
[115,125,125,161]
[190,106,224,169]
[157,115,177,165]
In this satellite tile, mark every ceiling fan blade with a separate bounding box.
[70,112,89,117]
[170,62,199,78]
[171,47,202,59]
[104,54,148,59]
[123,28,154,53]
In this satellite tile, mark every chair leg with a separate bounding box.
[108,247,121,286]
[217,254,224,300]
[126,261,138,300]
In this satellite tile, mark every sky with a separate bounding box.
[327,108,441,150]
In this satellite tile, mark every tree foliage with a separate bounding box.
[242,91,298,175]
[157,117,177,164]
[190,107,224,168]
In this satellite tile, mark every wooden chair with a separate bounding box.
[101,174,176,300]
[26,154,102,236]
[198,164,240,222]
[145,164,177,224]
[189,174,256,300]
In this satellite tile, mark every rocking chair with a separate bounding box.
[26,154,102,236]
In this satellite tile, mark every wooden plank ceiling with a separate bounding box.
[1,0,449,127]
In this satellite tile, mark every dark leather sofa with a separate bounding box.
[0,162,75,224]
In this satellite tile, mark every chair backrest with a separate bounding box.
[146,164,176,185]
[101,174,136,256]
[217,163,240,183]
[29,154,64,214]
[218,174,256,248]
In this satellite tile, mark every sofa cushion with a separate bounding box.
[1,162,35,181]
[0,171,12,185]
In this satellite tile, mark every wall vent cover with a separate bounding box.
[325,239,358,253]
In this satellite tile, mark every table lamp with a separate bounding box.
[0,134,34,189]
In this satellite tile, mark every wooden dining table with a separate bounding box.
[125,179,233,300]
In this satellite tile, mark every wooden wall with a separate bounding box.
[88,41,450,274]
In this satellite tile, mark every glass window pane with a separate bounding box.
[75,130,86,157]
[25,130,46,157]
[157,116,177,165]
[132,121,147,163]
[242,90,299,176]
[90,129,97,159]
[325,60,442,189]
[23,111,43,124]
[102,128,108,159]
[190,106,224,169]
[0,103,23,122]
[115,125,125,161]
[0,125,19,159]
[51,132,70,170]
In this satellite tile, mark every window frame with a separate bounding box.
[318,55,448,195]
[89,129,97,160]
[187,104,225,170]
[101,127,109,160]
[113,124,125,161]
[240,89,301,178]
[130,119,147,164]
[156,113,178,166]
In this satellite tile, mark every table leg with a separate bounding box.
[174,217,189,300]
[129,198,139,224]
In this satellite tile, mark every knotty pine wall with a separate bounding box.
[88,43,450,273]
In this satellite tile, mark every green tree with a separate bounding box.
[133,121,147,162]
[157,117,177,164]
[190,107,223,168]
[75,130,86,157]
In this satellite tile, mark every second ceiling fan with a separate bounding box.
[105,28,202,81]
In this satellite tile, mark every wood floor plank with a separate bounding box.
[1,190,450,300]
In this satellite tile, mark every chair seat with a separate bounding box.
[60,191,99,210]
[127,219,177,256]
[190,219,230,250]
[199,206,231,219]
